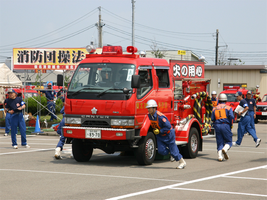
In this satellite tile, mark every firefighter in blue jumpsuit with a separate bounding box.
[55,106,65,159]
[211,93,234,161]
[5,89,30,149]
[211,91,218,107]
[41,82,57,121]
[233,91,261,147]
[146,99,186,169]
[245,90,257,133]
[3,98,11,136]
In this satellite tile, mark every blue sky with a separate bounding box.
[0,0,266,65]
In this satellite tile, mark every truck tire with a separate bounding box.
[72,139,93,162]
[181,127,199,158]
[134,132,156,165]
[254,117,259,124]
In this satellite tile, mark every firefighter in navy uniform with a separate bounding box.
[233,91,261,147]
[245,90,257,133]
[211,93,234,161]
[54,106,66,159]
[41,82,57,121]
[146,99,186,169]
[5,89,30,149]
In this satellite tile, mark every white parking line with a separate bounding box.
[0,142,56,145]
[0,148,55,155]
[203,148,265,154]
[0,169,185,183]
[170,187,267,198]
[223,175,267,181]
[106,165,267,200]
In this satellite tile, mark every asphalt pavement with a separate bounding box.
[0,121,266,200]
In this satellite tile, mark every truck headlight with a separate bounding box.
[111,119,134,126]
[65,117,81,124]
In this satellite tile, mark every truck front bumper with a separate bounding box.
[62,126,137,140]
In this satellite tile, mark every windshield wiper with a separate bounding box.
[70,87,103,96]
[97,88,124,97]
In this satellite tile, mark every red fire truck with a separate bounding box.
[220,85,261,122]
[58,46,213,165]
[255,94,267,123]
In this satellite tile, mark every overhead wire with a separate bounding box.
[0,24,95,54]
[0,8,98,49]
[102,8,213,36]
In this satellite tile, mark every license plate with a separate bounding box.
[85,129,101,139]
[262,112,267,116]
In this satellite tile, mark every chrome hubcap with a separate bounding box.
[145,138,155,159]
[191,134,198,153]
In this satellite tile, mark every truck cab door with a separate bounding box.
[154,67,174,122]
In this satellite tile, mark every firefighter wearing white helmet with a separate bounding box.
[211,91,218,107]
[146,99,186,169]
[211,93,234,162]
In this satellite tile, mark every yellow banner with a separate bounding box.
[13,48,87,66]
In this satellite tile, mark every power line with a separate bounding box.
[102,7,213,36]
[105,24,215,53]
[0,24,95,54]
[0,8,98,49]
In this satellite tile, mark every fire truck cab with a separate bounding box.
[59,46,212,165]
[220,85,248,122]
[255,94,267,123]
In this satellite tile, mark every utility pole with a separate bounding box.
[97,6,104,48]
[132,0,135,47]
[215,29,219,65]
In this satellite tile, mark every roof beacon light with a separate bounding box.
[102,46,122,54]
[127,46,138,54]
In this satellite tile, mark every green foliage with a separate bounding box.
[151,50,165,58]
[55,98,64,113]
[64,75,71,87]
[25,96,47,115]
[25,96,64,115]
[33,73,43,86]
[150,40,166,58]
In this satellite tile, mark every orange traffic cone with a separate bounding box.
[32,115,44,134]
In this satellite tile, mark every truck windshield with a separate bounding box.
[225,93,238,102]
[68,63,135,100]
[262,95,267,102]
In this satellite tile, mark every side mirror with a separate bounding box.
[57,74,63,86]
[131,75,140,88]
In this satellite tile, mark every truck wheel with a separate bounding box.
[72,139,93,162]
[134,132,156,165]
[254,117,259,124]
[181,127,199,158]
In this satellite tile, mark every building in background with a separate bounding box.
[205,65,267,97]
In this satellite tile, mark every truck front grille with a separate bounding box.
[82,120,110,128]
[256,106,267,112]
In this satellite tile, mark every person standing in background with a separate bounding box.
[245,90,257,133]
[5,89,30,149]
[41,82,57,121]
[211,91,218,107]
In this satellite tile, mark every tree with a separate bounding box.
[150,40,166,58]
[217,47,245,65]
[33,72,42,86]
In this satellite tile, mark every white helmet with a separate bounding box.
[218,93,227,101]
[211,91,217,95]
[146,99,158,108]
